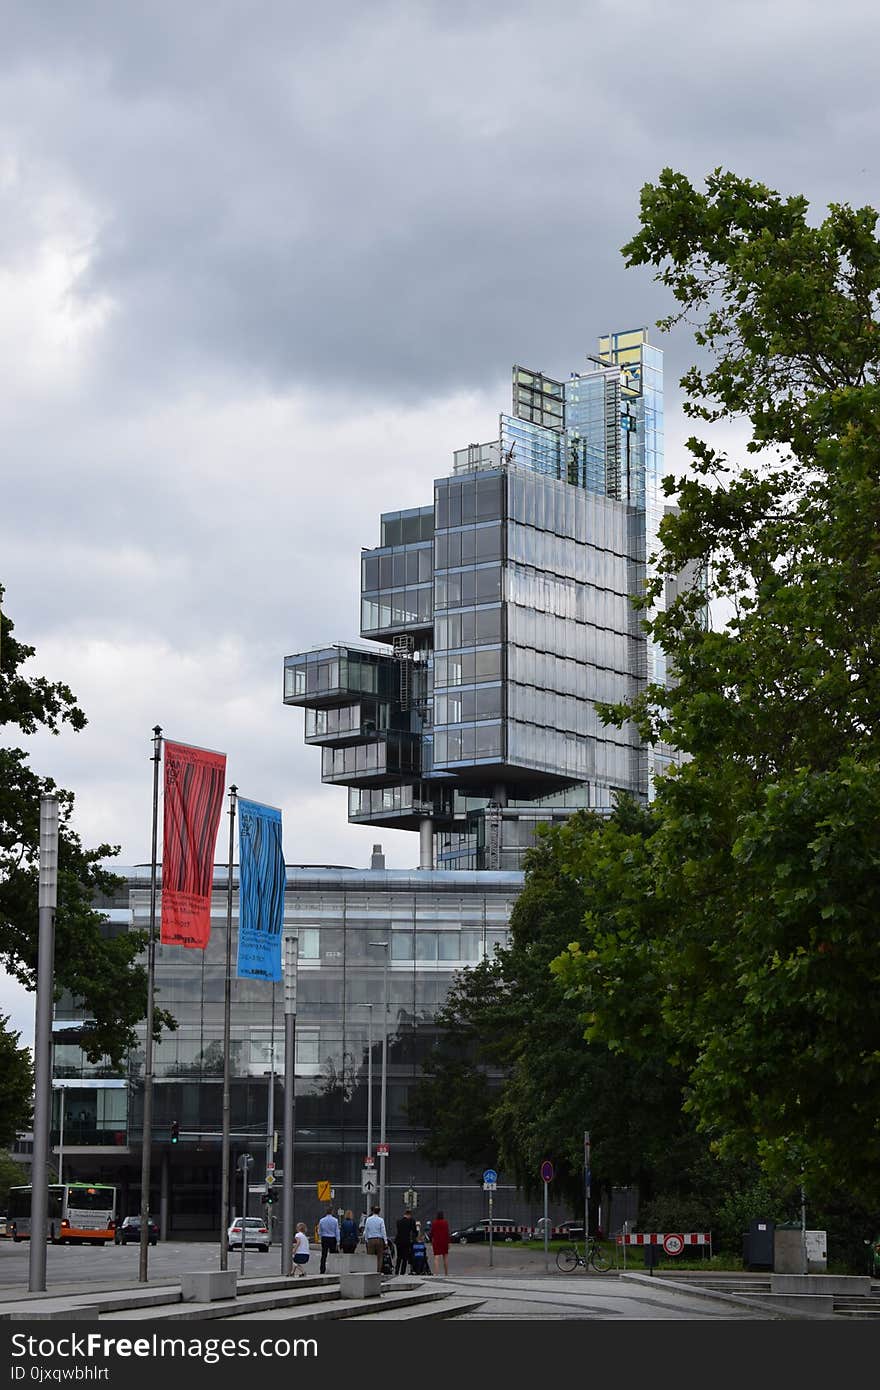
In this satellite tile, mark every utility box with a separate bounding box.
[774,1225,827,1274]
[743,1218,775,1270]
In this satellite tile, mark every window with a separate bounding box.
[298,929,320,960]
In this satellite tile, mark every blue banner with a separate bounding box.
[236,798,286,981]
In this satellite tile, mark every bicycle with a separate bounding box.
[555,1236,612,1273]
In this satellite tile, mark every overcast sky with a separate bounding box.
[3,0,879,1045]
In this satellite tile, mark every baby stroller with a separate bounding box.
[382,1239,395,1276]
[410,1238,432,1276]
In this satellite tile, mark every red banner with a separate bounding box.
[160,739,227,949]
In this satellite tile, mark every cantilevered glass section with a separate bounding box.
[283,644,396,707]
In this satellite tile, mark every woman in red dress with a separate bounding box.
[429,1210,451,1275]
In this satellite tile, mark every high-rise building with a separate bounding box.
[285,329,677,870]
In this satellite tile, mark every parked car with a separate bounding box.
[115,1215,159,1246]
[0,1214,7,1239]
[450,1218,521,1245]
[554,1220,586,1239]
[227,1217,270,1252]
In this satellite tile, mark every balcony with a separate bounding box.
[321,730,422,787]
[283,643,395,709]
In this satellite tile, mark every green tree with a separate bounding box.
[553,170,880,1208]
[0,1148,29,1208]
[0,585,175,1123]
[0,1015,33,1149]
[409,800,709,1212]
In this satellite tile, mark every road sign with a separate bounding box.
[662,1233,685,1256]
[403,1188,418,1208]
[483,1168,498,1184]
[265,1174,274,1186]
[317,1179,331,1202]
[266,1161,275,1172]
[377,1143,389,1156]
[364,1156,375,1167]
[540,1159,554,1183]
[483,1182,497,1192]
[361,1168,377,1195]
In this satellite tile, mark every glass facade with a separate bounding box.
[284,329,688,866]
[51,866,524,1236]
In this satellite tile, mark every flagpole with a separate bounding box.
[219,785,238,1270]
[139,725,162,1283]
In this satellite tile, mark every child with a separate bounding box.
[292,1221,310,1277]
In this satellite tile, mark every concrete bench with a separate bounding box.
[180,1270,238,1302]
[328,1251,376,1275]
[339,1271,382,1299]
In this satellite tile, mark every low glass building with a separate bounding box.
[51,861,532,1238]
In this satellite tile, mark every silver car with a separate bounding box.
[227,1216,270,1252]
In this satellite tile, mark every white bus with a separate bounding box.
[8,1182,117,1245]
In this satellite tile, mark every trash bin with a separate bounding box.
[743,1218,775,1270]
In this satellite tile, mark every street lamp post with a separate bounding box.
[57,1088,65,1185]
[281,934,298,1276]
[354,1003,374,1215]
[369,941,389,1220]
[29,795,58,1294]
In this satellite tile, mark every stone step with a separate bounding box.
[222,1286,461,1322]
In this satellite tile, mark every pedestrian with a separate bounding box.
[292,1222,310,1277]
[430,1210,451,1276]
[317,1204,340,1273]
[340,1208,359,1254]
[362,1203,389,1275]
[395,1207,417,1275]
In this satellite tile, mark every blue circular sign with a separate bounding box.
[483,1168,498,1184]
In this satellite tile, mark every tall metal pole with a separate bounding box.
[370,941,389,1220]
[57,1090,65,1184]
[139,726,162,1283]
[240,1160,247,1278]
[219,785,237,1270]
[281,934,298,1276]
[584,1131,591,1248]
[354,1003,373,1206]
[266,1027,275,1243]
[29,795,58,1293]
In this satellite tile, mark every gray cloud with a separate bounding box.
[2,0,880,1047]
[3,1,877,403]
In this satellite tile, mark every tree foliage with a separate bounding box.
[409,800,710,1210]
[0,1014,33,1149]
[553,170,880,1209]
[0,585,175,1112]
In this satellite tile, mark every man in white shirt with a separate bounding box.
[317,1206,340,1273]
[362,1204,388,1274]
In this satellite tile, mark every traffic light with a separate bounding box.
[170,1120,179,1145]
[261,1191,275,1206]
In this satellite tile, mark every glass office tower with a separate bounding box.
[285,329,677,869]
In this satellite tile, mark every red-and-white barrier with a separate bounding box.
[617,1232,711,1246]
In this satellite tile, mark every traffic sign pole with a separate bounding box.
[584,1130,591,1249]
[540,1160,554,1273]
[483,1169,498,1269]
